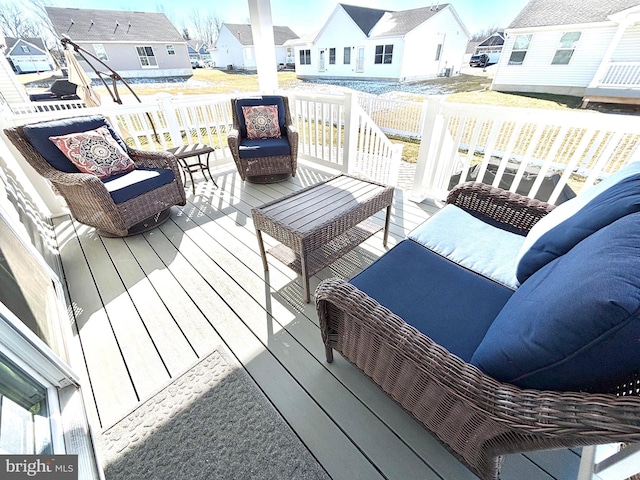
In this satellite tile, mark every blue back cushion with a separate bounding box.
[235,96,286,138]
[350,239,514,362]
[472,212,640,392]
[22,115,128,173]
[238,137,291,159]
[103,168,175,204]
[516,161,640,284]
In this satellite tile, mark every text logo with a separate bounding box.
[0,455,77,479]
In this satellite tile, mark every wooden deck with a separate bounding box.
[53,163,582,480]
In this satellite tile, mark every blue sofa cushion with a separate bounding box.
[350,239,514,362]
[238,137,291,159]
[235,96,286,138]
[516,161,640,284]
[22,116,128,173]
[408,204,524,289]
[472,212,640,392]
[103,167,175,204]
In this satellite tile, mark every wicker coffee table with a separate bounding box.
[252,175,394,302]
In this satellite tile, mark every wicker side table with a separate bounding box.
[252,175,394,302]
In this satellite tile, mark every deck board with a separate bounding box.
[55,163,581,480]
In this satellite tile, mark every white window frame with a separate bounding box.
[374,44,393,64]
[508,34,532,65]
[299,49,311,65]
[136,45,158,68]
[551,31,581,65]
[92,44,108,62]
[343,47,351,65]
[166,44,176,55]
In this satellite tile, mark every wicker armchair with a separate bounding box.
[5,115,186,237]
[316,182,640,480]
[227,95,298,183]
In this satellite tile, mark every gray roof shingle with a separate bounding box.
[222,24,299,46]
[370,4,451,37]
[509,0,640,28]
[45,7,185,43]
[339,3,452,37]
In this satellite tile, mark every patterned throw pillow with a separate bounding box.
[242,105,281,140]
[49,126,135,180]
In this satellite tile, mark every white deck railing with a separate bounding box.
[599,62,640,87]
[412,96,640,204]
[4,92,640,207]
[4,92,403,187]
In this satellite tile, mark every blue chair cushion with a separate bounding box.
[408,204,524,289]
[103,167,175,204]
[238,137,291,159]
[516,161,640,284]
[235,96,286,138]
[472,212,640,392]
[350,239,514,362]
[22,115,128,173]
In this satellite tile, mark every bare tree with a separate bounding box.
[471,25,502,42]
[188,9,222,47]
[0,0,42,38]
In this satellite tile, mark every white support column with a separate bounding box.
[587,19,629,89]
[410,95,443,202]
[247,0,279,94]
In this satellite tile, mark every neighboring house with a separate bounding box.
[475,31,505,57]
[45,7,192,79]
[4,37,54,74]
[491,0,640,105]
[295,3,470,82]
[187,41,212,66]
[212,23,299,70]
[463,40,481,65]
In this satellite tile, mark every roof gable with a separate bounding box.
[45,6,185,43]
[221,23,299,46]
[340,4,388,36]
[478,31,505,47]
[6,38,48,56]
[509,0,640,28]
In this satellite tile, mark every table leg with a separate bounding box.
[300,252,310,303]
[256,230,269,271]
[383,204,392,247]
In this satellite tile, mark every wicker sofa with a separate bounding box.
[316,163,640,480]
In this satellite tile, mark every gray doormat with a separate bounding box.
[99,347,330,480]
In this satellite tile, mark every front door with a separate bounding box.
[356,46,365,73]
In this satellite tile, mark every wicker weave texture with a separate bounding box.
[316,183,640,480]
[5,118,186,237]
[228,97,298,182]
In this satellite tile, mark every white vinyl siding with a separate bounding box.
[493,26,616,91]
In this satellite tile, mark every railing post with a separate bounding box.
[157,95,183,146]
[411,95,443,202]
[342,91,359,174]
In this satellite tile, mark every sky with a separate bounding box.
[40,0,532,38]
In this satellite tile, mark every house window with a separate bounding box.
[344,47,351,64]
[299,49,311,65]
[329,48,336,65]
[374,44,393,64]
[136,46,158,67]
[435,44,442,61]
[551,32,581,65]
[508,34,532,65]
[93,44,108,61]
[166,44,176,55]
[21,45,29,53]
